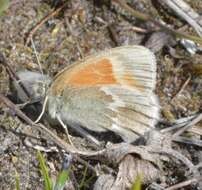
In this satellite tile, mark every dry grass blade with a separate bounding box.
[173,113,202,138]
[112,0,202,45]
[159,0,202,36]
[25,2,68,45]
[165,177,200,190]
[0,52,31,99]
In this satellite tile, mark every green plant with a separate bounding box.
[131,175,142,190]
[15,170,20,190]
[0,0,10,15]
[37,151,70,190]
[37,151,53,190]
[54,164,70,190]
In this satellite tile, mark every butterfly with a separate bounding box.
[41,45,160,142]
[16,45,159,143]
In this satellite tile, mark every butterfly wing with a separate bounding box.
[47,46,159,142]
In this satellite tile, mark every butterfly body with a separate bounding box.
[46,46,160,142]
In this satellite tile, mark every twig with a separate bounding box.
[150,148,200,178]
[131,26,148,33]
[161,115,196,133]
[25,2,67,45]
[108,24,120,46]
[173,136,202,148]
[171,75,191,101]
[172,113,202,138]
[69,170,80,190]
[165,177,200,190]
[159,0,202,37]
[64,16,84,58]
[161,113,202,138]
[16,98,41,109]
[187,125,202,136]
[112,0,202,45]
[0,52,31,99]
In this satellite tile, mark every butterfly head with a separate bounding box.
[16,70,52,102]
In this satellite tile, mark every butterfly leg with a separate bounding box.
[56,115,74,146]
[57,115,101,146]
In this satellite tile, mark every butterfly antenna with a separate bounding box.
[31,37,50,101]
[34,96,48,123]
[31,37,43,75]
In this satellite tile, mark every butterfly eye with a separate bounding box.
[33,81,46,98]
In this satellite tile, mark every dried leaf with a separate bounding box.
[94,155,160,190]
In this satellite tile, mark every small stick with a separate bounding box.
[131,26,148,33]
[112,0,202,45]
[165,177,199,190]
[160,114,196,133]
[160,0,202,37]
[16,98,41,109]
[108,24,120,46]
[0,52,31,99]
[172,113,202,138]
[173,136,202,148]
[64,17,84,58]
[69,170,80,190]
[25,3,67,45]
[150,148,200,177]
[171,75,191,101]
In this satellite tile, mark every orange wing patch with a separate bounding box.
[68,59,117,86]
[50,58,119,95]
[50,58,145,96]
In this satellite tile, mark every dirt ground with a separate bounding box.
[0,0,202,189]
